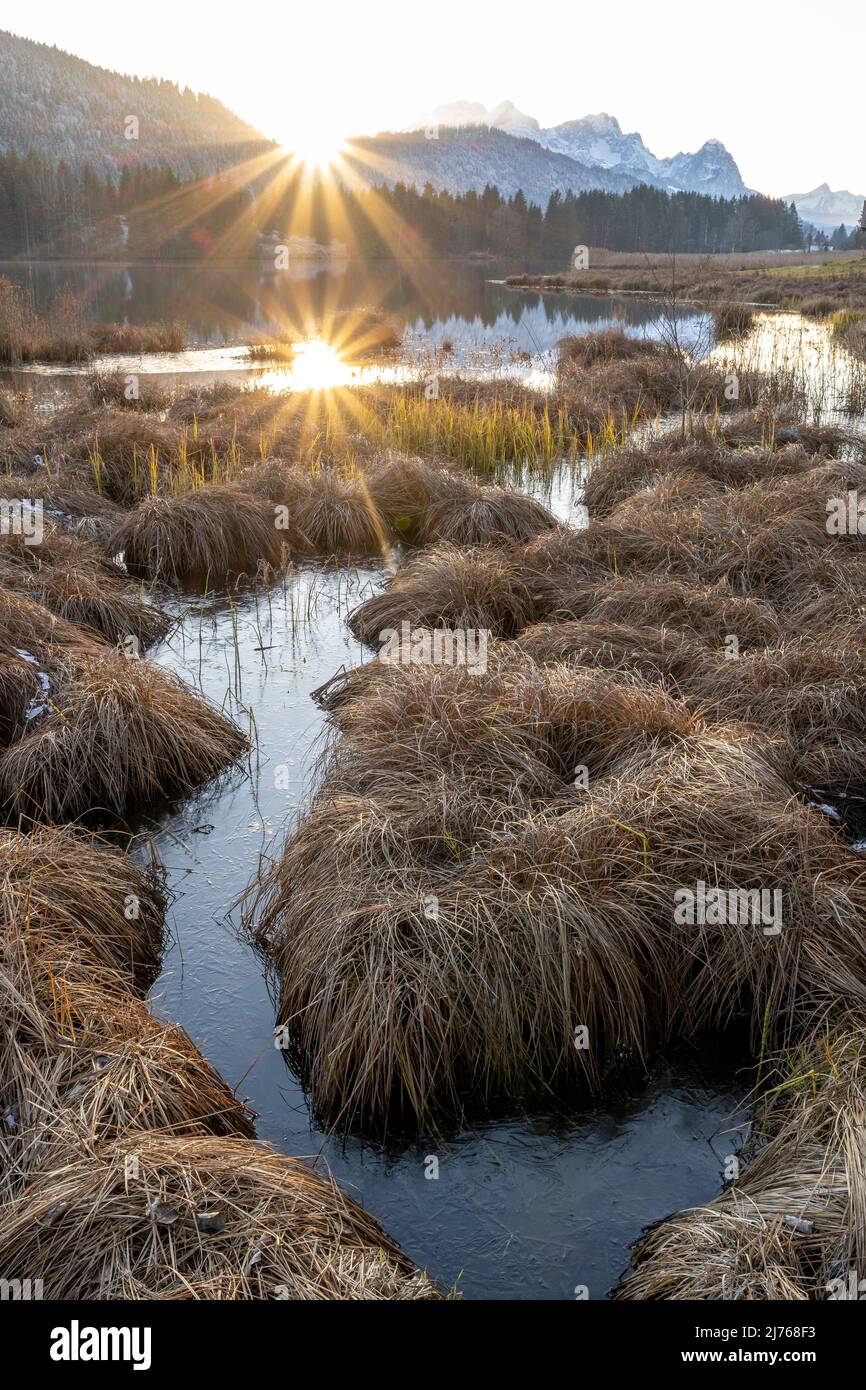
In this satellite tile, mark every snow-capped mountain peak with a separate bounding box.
[782,183,866,232]
[488,99,539,135]
[413,101,751,199]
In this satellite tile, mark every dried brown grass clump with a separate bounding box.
[237,457,409,556]
[254,793,663,1127]
[0,470,124,535]
[347,544,562,647]
[364,453,466,538]
[228,458,314,507]
[2,991,255,1189]
[255,637,866,1127]
[64,410,181,503]
[558,346,751,421]
[0,1133,437,1299]
[291,470,391,558]
[0,651,247,820]
[551,575,783,649]
[83,368,172,412]
[0,824,166,992]
[110,488,287,589]
[88,321,187,355]
[0,587,108,665]
[592,736,866,1037]
[0,651,39,745]
[583,436,820,520]
[325,659,696,810]
[613,1174,824,1300]
[418,482,559,548]
[715,409,863,456]
[254,663,705,1125]
[0,527,168,649]
[509,614,866,798]
[689,638,866,794]
[713,303,756,341]
[558,329,665,369]
[512,620,703,690]
[254,644,866,1129]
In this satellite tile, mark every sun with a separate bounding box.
[282,131,346,171]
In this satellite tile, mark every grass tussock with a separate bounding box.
[0,824,166,990]
[551,575,784,648]
[347,544,558,647]
[288,469,392,559]
[88,321,187,355]
[0,652,40,745]
[110,488,287,589]
[2,990,256,1191]
[0,649,247,820]
[583,414,859,521]
[0,1132,438,1299]
[713,304,756,341]
[0,823,238,1175]
[252,637,866,1129]
[417,479,559,548]
[83,369,172,412]
[0,525,168,649]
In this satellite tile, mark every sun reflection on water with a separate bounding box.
[288,338,352,390]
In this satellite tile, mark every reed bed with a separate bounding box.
[0,279,188,365]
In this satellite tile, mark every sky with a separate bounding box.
[5,0,863,195]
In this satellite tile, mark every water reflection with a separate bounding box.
[3,259,863,426]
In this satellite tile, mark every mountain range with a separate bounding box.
[0,30,862,231]
[415,102,751,200]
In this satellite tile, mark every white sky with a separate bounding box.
[5,1,863,195]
